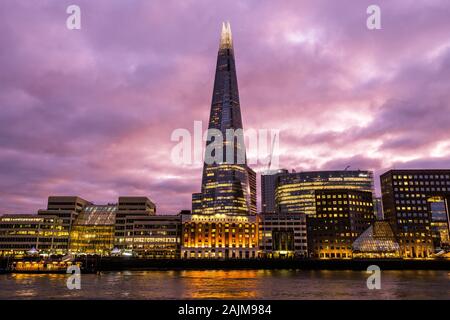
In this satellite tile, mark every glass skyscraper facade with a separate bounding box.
[275,170,374,215]
[195,22,256,216]
[261,169,288,213]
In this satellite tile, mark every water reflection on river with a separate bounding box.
[0,270,449,299]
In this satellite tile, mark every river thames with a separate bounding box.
[0,270,449,299]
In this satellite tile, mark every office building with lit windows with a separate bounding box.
[191,193,202,215]
[380,169,450,258]
[0,195,182,258]
[192,22,256,217]
[258,213,307,258]
[67,196,181,258]
[37,196,92,251]
[0,214,67,257]
[116,214,181,258]
[114,196,156,249]
[275,170,374,216]
[307,189,374,259]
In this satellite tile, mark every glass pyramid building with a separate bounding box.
[352,221,401,258]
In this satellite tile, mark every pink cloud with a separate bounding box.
[1,0,450,214]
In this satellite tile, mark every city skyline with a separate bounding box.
[1,1,450,214]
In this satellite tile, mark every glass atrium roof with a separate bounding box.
[352,221,400,253]
[74,205,117,226]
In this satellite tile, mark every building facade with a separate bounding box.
[181,214,258,259]
[69,204,117,255]
[0,214,67,257]
[0,195,183,258]
[430,198,450,252]
[114,196,156,249]
[373,197,383,220]
[113,197,181,258]
[258,213,307,258]
[307,189,374,259]
[37,196,91,252]
[261,169,288,213]
[381,169,450,258]
[191,193,203,215]
[116,214,181,258]
[275,170,374,216]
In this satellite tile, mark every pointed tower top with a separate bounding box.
[220,21,233,49]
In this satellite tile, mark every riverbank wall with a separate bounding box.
[1,257,449,272]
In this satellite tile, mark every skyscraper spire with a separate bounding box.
[220,21,233,49]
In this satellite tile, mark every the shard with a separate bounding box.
[193,22,256,216]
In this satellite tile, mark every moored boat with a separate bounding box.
[10,260,82,274]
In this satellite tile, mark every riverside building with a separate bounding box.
[69,204,117,255]
[0,214,67,257]
[37,196,92,251]
[116,214,181,259]
[0,196,182,258]
[307,189,374,259]
[181,213,258,259]
[381,169,450,258]
[258,212,307,258]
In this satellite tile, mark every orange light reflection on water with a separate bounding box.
[179,270,263,299]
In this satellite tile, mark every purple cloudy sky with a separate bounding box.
[1,0,450,214]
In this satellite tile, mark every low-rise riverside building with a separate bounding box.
[0,196,183,258]
[258,212,307,258]
[116,214,182,258]
[112,197,182,258]
[37,196,92,252]
[114,197,156,244]
[181,213,258,259]
[0,214,67,257]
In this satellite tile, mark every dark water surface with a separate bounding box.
[0,270,449,299]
